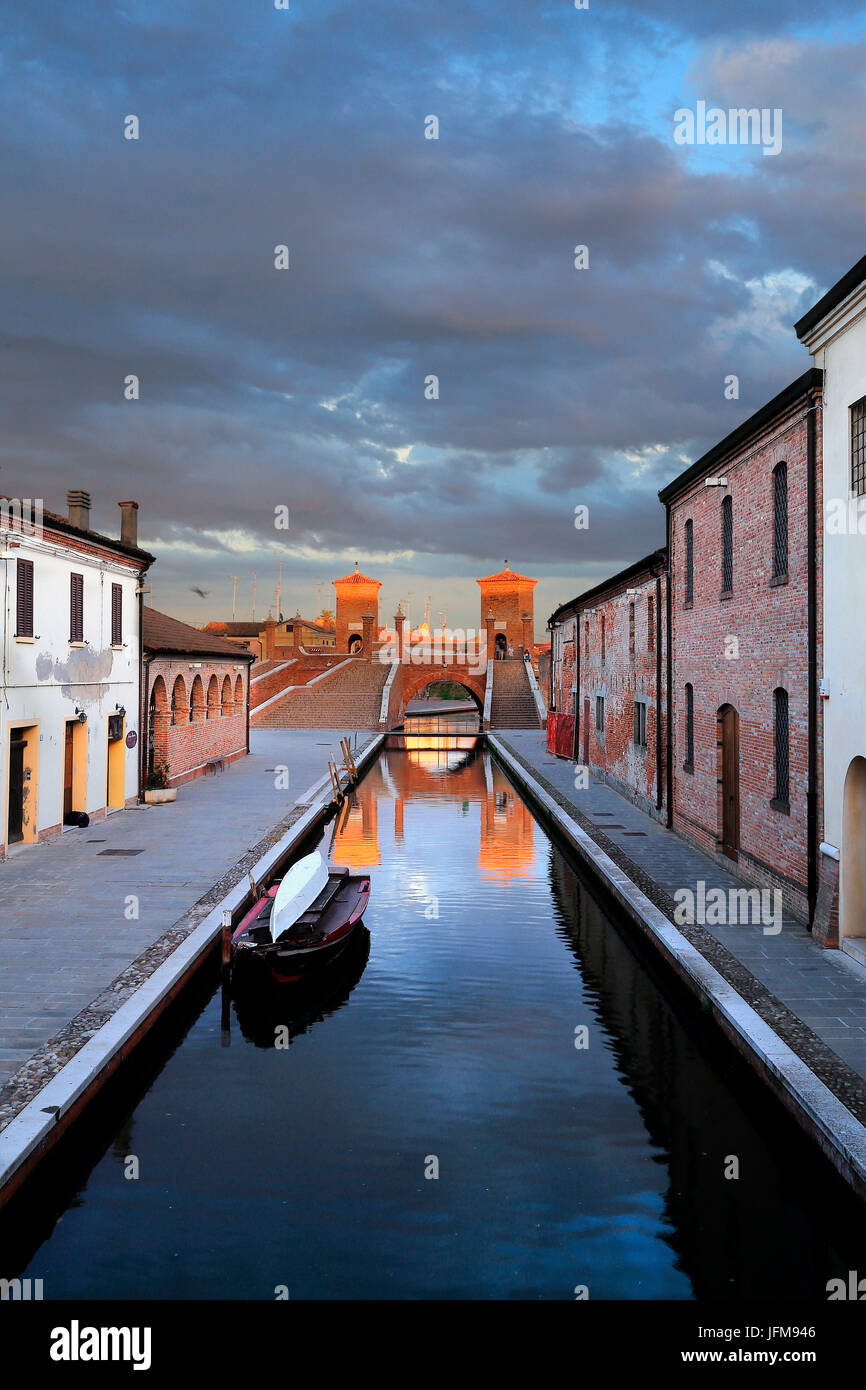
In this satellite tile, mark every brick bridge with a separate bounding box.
[248,562,546,731]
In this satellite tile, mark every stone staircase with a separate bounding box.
[253,658,389,728]
[490,660,545,728]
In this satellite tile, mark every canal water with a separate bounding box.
[4,728,865,1299]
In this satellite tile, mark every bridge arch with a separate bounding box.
[400,665,486,715]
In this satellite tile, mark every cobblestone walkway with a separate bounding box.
[0,730,368,1087]
[502,731,866,1091]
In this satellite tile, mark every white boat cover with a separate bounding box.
[271,850,330,941]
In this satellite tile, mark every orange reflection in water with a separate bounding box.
[331,730,535,888]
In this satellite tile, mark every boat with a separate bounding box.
[231,849,371,984]
[232,927,371,1047]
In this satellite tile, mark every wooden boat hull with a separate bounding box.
[231,868,371,984]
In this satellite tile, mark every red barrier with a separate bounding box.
[546,712,575,758]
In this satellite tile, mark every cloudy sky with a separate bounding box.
[2,0,864,632]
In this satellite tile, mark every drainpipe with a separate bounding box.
[548,620,554,711]
[665,506,674,828]
[138,571,147,800]
[806,391,818,926]
[572,606,581,764]
[655,569,662,813]
[245,660,250,754]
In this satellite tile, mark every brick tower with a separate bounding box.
[477,562,537,657]
[333,564,381,654]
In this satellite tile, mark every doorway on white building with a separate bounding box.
[106,713,125,811]
[842,756,866,940]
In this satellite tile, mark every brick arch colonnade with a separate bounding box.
[146,659,249,788]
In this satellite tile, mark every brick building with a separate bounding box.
[201,620,263,660]
[659,369,823,923]
[333,565,381,654]
[549,551,668,819]
[477,564,536,658]
[143,608,253,788]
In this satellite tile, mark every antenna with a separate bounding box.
[275,557,283,620]
[252,572,257,620]
[316,576,322,614]
[229,575,239,620]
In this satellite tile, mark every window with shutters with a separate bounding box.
[16,558,34,637]
[772,462,788,580]
[633,700,647,747]
[684,683,694,771]
[721,496,733,594]
[684,519,694,606]
[773,687,790,810]
[852,396,866,498]
[111,583,122,645]
[70,573,84,642]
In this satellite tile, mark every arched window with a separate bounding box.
[774,687,789,807]
[206,675,220,719]
[721,496,733,594]
[234,674,243,709]
[171,675,187,726]
[684,683,694,770]
[190,674,205,724]
[684,519,694,605]
[221,674,232,715]
[772,462,788,579]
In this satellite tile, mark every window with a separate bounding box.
[647,595,654,651]
[629,602,635,659]
[773,687,790,808]
[70,572,84,642]
[585,621,589,658]
[171,676,187,725]
[633,700,647,747]
[684,683,694,770]
[852,396,866,498]
[601,614,606,663]
[595,695,604,732]
[111,583,122,645]
[16,558,33,636]
[684,519,694,605]
[772,462,788,579]
[721,495,733,593]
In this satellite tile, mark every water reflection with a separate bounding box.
[5,726,866,1299]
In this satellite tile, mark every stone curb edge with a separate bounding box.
[0,734,384,1202]
[489,735,866,1199]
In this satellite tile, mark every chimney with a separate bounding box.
[118,500,139,547]
[67,489,91,531]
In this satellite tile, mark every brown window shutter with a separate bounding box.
[70,573,84,642]
[17,558,33,636]
[111,583,122,645]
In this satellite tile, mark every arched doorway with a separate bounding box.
[842,757,866,940]
[718,704,739,862]
[495,633,507,659]
[348,634,363,655]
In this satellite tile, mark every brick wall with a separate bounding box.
[578,565,668,820]
[669,388,823,922]
[146,657,249,786]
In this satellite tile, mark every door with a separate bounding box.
[582,698,590,765]
[8,738,25,844]
[147,687,156,782]
[720,705,740,862]
[63,722,74,819]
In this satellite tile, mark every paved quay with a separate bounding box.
[500,730,866,1114]
[0,730,369,1092]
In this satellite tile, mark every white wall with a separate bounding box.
[1,523,143,848]
[808,296,866,933]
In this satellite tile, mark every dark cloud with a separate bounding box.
[0,0,859,624]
